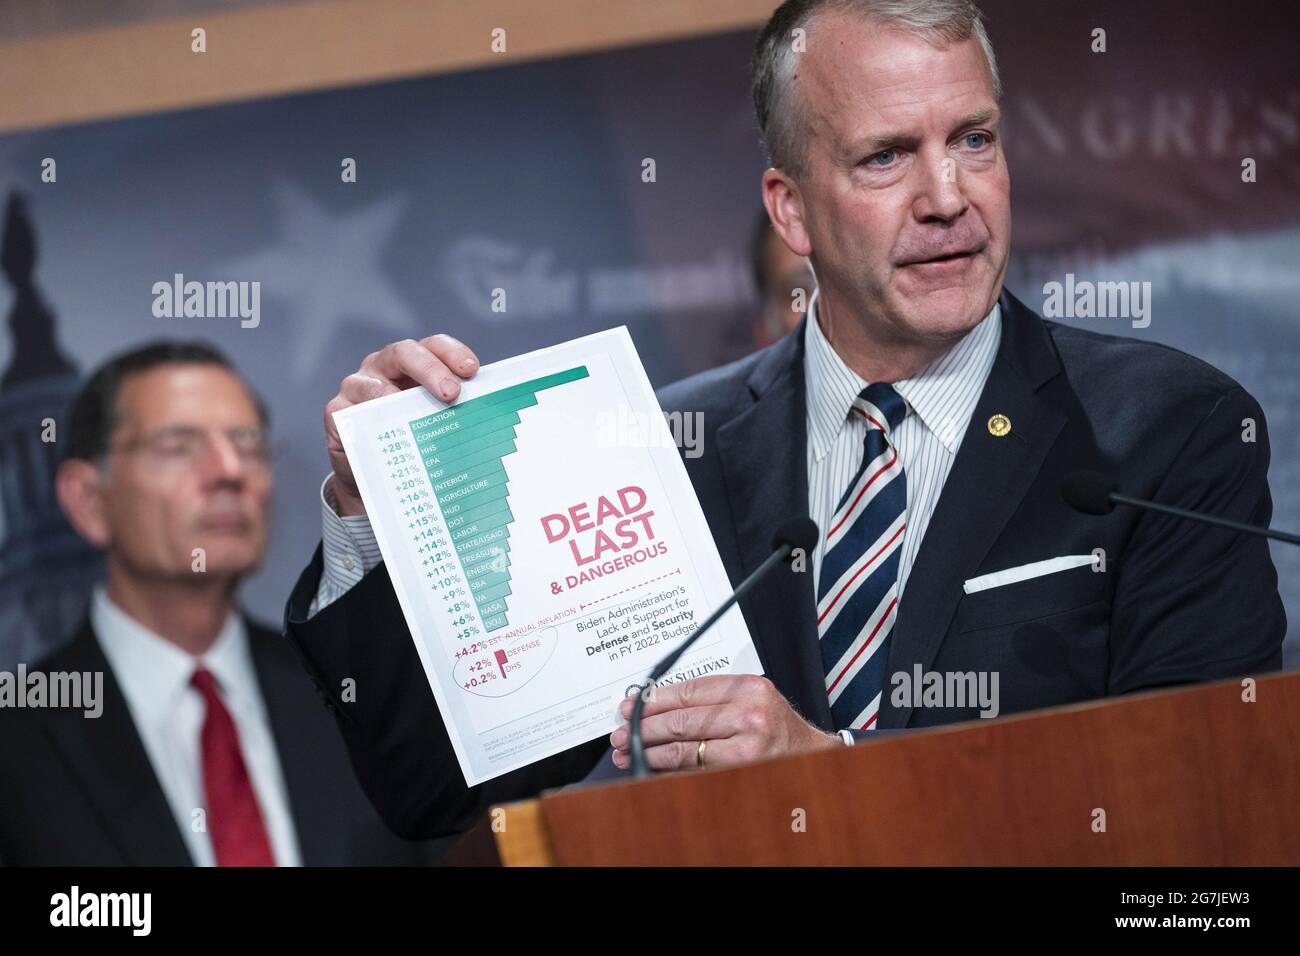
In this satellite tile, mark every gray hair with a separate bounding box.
[752,0,1002,179]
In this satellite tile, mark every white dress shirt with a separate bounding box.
[804,292,1001,596]
[312,297,1001,613]
[93,587,302,866]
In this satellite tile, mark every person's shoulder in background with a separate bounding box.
[246,617,455,864]
[656,320,805,421]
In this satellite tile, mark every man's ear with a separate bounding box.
[55,459,111,550]
[761,168,813,258]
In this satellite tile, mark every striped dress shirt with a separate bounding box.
[804,292,1002,598]
[311,475,384,617]
[311,298,1002,616]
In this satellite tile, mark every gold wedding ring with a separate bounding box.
[696,739,707,768]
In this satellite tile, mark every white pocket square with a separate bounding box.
[962,554,1099,595]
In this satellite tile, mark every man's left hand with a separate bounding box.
[609,675,841,771]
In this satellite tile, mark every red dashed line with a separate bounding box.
[580,568,683,610]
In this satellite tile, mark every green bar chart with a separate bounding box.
[408,365,589,632]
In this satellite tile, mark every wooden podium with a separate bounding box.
[450,672,1300,866]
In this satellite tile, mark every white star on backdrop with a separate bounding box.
[221,179,417,377]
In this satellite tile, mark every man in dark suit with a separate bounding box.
[0,341,445,865]
[282,0,1285,840]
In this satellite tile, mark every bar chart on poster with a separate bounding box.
[334,328,760,785]
[407,366,591,636]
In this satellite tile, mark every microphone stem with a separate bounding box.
[629,543,793,778]
[1111,493,1300,546]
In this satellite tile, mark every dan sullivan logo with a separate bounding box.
[152,273,260,328]
[50,886,151,936]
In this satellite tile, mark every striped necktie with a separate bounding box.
[817,382,908,731]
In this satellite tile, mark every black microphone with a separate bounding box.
[627,516,819,779]
[1061,470,1300,546]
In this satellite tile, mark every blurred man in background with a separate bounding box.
[0,341,443,865]
[750,208,815,349]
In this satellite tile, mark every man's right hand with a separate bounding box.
[324,335,480,516]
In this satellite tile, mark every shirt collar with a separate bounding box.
[803,289,1002,461]
[92,585,253,728]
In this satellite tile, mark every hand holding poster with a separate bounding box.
[333,328,760,785]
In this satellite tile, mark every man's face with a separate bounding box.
[94,364,271,582]
[771,13,1011,348]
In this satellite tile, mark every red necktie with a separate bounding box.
[190,667,276,866]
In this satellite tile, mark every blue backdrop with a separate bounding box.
[2,1,1297,667]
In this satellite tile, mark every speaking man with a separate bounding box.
[283,0,1284,839]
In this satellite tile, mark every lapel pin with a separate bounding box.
[987,413,1012,437]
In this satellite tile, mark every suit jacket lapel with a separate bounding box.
[39,624,194,865]
[250,623,349,866]
[878,290,1067,728]
[716,323,832,729]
